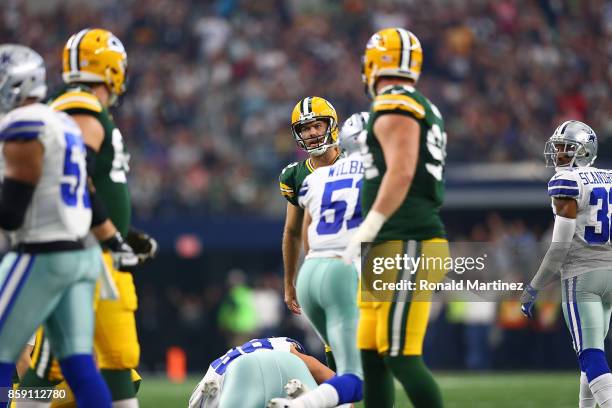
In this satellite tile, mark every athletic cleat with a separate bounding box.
[267,398,304,408]
[202,379,219,399]
[285,378,309,399]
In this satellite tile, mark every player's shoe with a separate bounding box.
[285,378,309,399]
[267,398,305,408]
[188,379,219,408]
[203,379,219,399]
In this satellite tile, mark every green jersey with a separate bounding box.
[279,159,315,207]
[50,86,131,237]
[362,84,446,241]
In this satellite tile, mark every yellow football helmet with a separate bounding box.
[362,28,423,98]
[291,96,339,156]
[62,28,128,104]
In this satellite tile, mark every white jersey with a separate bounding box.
[0,103,91,244]
[190,337,302,408]
[298,154,364,259]
[548,167,612,279]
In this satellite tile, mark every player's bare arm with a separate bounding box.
[3,139,43,184]
[302,208,312,254]
[371,113,420,217]
[282,202,303,314]
[15,345,34,380]
[290,345,335,384]
[72,114,105,151]
[553,197,578,219]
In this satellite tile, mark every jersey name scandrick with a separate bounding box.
[299,155,364,258]
[548,167,612,279]
[0,103,91,244]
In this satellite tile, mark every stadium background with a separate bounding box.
[1,0,611,406]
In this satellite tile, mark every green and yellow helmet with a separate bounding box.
[362,28,423,99]
[290,96,339,156]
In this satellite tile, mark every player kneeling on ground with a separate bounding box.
[188,337,334,408]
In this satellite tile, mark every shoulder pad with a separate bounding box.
[50,91,103,113]
[548,171,579,198]
[0,104,47,141]
[372,91,425,119]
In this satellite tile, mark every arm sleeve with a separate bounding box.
[530,215,575,289]
[279,164,299,206]
[0,178,36,231]
[371,91,426,122]
[548,171,582,201]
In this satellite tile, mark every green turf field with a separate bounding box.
[138,372,579,407]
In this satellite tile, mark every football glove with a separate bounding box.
[102,231,141,270]
[520,284,538,319]
[126,227,158,263]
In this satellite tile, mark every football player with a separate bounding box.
[279,96,342,367]
[19,29,156,408]
[268,112,369,408]
[188,337,335,408]
[521,121,612,408]
[342,28,448,408]
[0,44,111,408]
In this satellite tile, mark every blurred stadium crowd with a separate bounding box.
[2,0,610,217]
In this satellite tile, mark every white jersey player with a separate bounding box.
[269,112,369,408]
[521,120,612,408]
[298,113,368,260]
[189,337,334,408]
[0,105,91,243]
[0,44,111,407]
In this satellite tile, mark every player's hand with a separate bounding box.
[520,284,538,318]
[127,227,158,263]
[102,231,141,270]
[284,284,301,315]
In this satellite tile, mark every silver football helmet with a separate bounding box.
[339,112,369,156]
[0,44,47,113]
[544,120,597,169]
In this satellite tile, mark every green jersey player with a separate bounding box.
[342,28,448,408]
[279,96,342,369]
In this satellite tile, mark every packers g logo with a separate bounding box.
[107,35,126,54]
[366,33,385,50]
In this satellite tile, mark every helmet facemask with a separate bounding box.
[544,140,591,169]
[292,116,337,157]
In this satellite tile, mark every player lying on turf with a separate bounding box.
[521,120,612,408]
[268,112,369,408]
[188,337,335,408]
